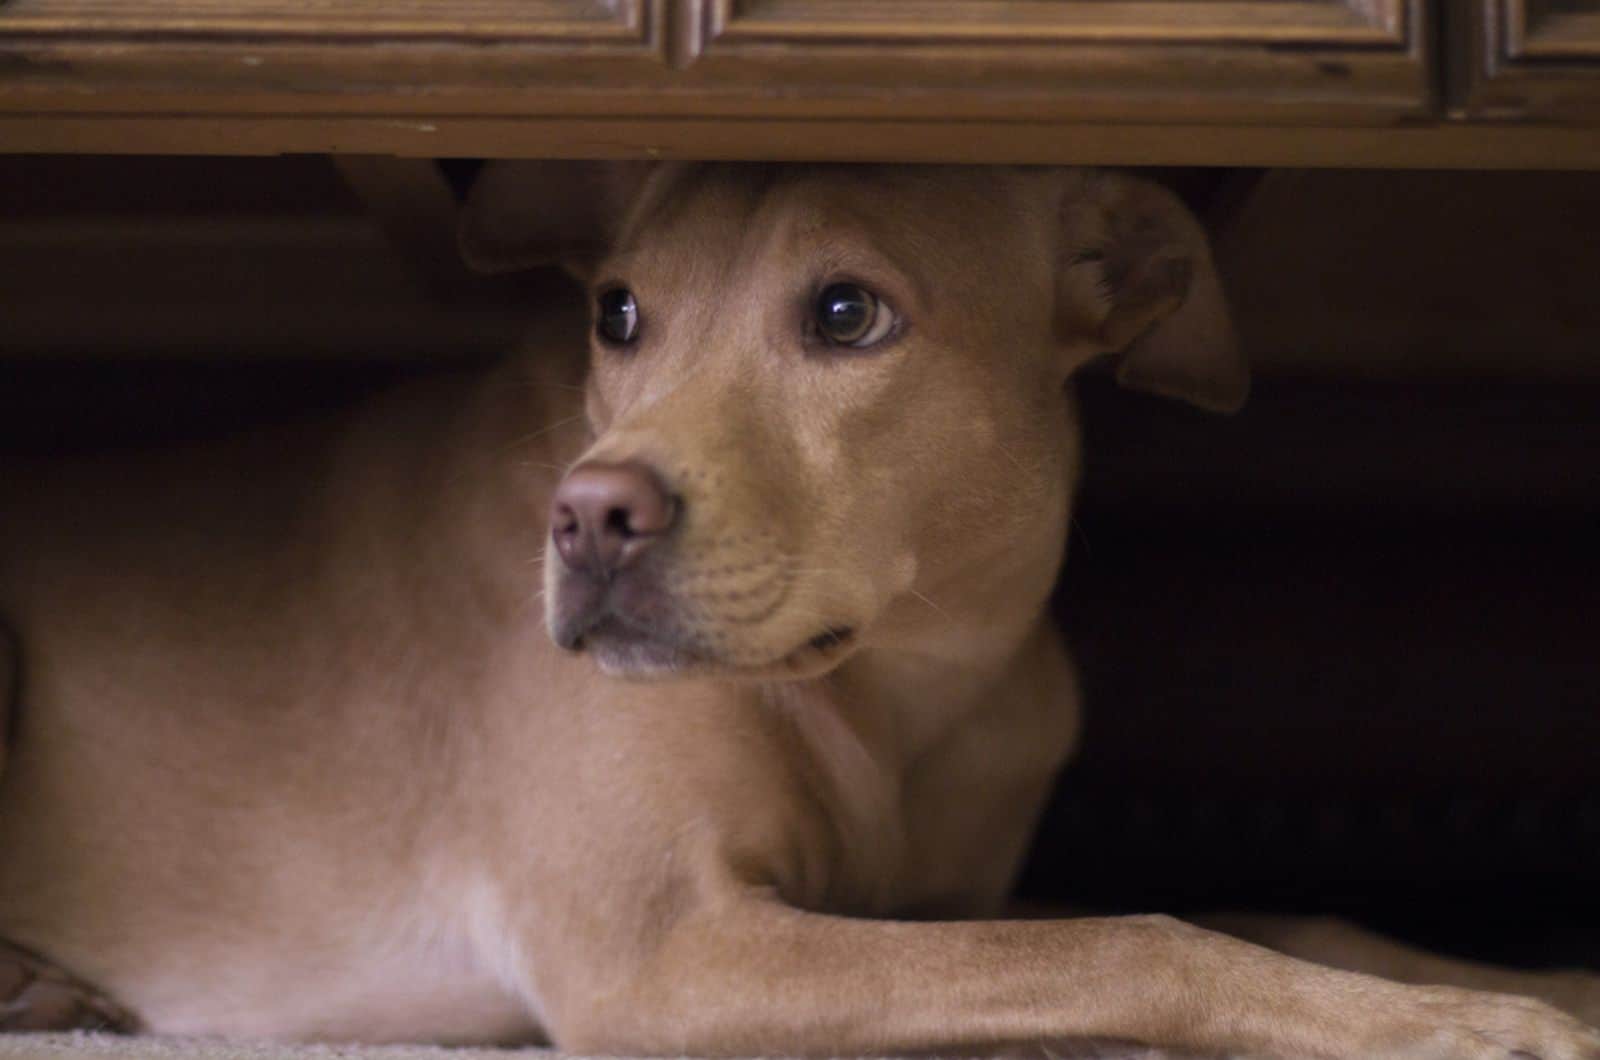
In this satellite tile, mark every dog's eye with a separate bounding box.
[815,283,896,349]
[596,288,640,346]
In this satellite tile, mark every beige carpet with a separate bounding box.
[0,1035,1190,1060]
[0,1036,549,1060]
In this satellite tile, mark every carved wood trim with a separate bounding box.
[0,0,649,42]
[7,113,1600,170]
[0,2,673,101]
[682,0,1426,124]
[0,0,1424,120]
[706,1,1406,47]
[1504,0,1600,59]
[1465,2,1600,120]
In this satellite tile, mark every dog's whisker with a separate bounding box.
[907,588,958,628]
[497,415,586,456]
[485,373,588,397]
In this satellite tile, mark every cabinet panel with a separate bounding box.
[1465,1,1600,119]
[0,0,646,41]
[0,0,669,103]
[684,0,1428,124]
[1506,0,1600,59]
[708,1,1405,45]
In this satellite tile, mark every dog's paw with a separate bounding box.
[1367,982,1600,1059]
[0,940,136,1033]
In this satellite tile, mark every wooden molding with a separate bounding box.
[706,1,1404,46]
[1505,0,1600,59]
[0,0,649,42]
[685,0,1427,124]
[5,114,1600,170]
[1463,2,1600,120]
[0,0,1427,126]
[3,0,1600,160]
[0,2,673,101]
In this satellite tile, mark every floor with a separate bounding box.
[0,1035,1190,1060]
[0,1036,537,1060]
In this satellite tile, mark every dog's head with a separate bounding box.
[463,164,1244,680]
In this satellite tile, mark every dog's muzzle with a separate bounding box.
[546,460,692,655]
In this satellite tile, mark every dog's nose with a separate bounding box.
[551,461,677,576]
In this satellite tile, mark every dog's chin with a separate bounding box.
[581,618,711,681]
[560,617,862,683]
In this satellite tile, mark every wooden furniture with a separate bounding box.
[2,1,1598,167]
[1466,1,1600,120]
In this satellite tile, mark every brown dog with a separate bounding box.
[2,164,1597,1059]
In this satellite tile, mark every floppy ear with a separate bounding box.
[1057,172,1248,413]
[458,160,655,278]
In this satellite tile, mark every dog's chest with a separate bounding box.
[895,717,1072,917]
[793,685,1077,920]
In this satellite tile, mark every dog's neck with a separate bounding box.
[782,588,1054,776]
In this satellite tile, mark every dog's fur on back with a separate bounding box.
[1,164,1596,1058]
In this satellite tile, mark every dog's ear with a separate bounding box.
[1056,173,1248,413]
[458,160,655,278]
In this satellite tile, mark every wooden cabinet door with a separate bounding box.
[1466,1,1600,120]
[681,0,1430,125]
[0,0,670,103]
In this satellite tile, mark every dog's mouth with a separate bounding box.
[551,557,863,679]
[787,626,857,667]
[563,609,859,680]
[567,615,712,676]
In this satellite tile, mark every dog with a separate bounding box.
[2,163,1597,1059]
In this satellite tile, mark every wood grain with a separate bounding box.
[684,0,1426,125]
[0,0,1429,134]
[7,113,1600,169]
[0,0,1597,165]
[1506,0,1600,58]
[1461,1,1600,119]
[709,0,1403,44]
[0,0,647,40]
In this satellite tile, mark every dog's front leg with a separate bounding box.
[542,891,1599,1059]
[1196,913,1600,1030]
